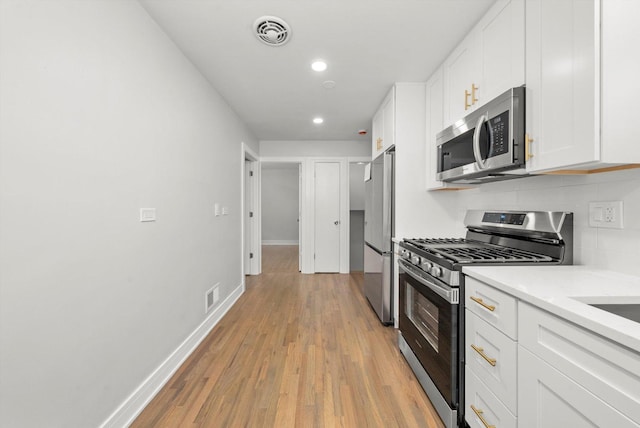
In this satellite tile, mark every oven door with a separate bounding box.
[398,259,458,407]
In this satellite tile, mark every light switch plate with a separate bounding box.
[222,206,229,215]
[214,203,221,217]
[140,208,156,222]
[588,201,623,229]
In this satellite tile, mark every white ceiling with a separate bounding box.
[139,0,495,141]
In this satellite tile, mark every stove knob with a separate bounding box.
[411,255,420,265]
[421,260,433,271]
[430,266,443,278]
[400,249,410,259]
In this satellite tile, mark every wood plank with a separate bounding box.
[131,245,444,427]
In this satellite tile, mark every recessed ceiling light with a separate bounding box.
[311,61,327,72]
[313,117,324,124]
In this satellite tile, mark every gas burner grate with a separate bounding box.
[433,246,553,263]
[405,238,469,246]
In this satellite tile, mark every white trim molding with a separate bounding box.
[99,282,245,428]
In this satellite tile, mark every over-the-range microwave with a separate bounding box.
[436,86,527,184]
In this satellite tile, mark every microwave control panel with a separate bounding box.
[487,110,509,158]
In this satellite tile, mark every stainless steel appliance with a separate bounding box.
[436,87,527,185]
[364,148,394,324]
[397,210,573,428]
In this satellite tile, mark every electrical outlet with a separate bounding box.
[588,201,623,229]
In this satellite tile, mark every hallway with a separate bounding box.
[132,246,443,427]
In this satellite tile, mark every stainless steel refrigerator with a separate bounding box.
[364,148,394,325]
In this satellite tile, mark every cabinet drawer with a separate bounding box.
[519,302,640,424]
[466,368,516,428]
[466,310,517,414]
[465,277,518,339]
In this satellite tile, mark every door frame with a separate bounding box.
[261,157,306,272]
[258,156,368,274]
[242,143,260,277]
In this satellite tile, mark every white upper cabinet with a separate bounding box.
[525,0,640,173]
[443,0,525,128]
[371,88,395,159]
[443,34,480,127]
[425,67,449,190]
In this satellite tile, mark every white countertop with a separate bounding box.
[462,265,640,354]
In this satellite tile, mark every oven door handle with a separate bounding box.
[398,259,459,304]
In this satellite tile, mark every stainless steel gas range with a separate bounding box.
[397,210,573,428]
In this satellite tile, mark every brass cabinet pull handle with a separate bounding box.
[471,344,497,366]
[525,133,534,160]
[470,296,496,312]
[471,83,479,104]
[465,89,472,110]
[471,405,496,428]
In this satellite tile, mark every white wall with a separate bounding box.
[261,165,299,244]
[261,139,370,158]
[0,1,258,427]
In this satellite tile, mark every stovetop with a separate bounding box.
[398,210,573,286]
[403,238,553,264]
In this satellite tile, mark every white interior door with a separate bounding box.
[314,162,340,272]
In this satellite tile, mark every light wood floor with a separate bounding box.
[131,245,444,427]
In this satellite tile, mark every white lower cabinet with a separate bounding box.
[518,346,638,428]
[465,275,640,428]
[465,279,518,427]
[519,302,640,425]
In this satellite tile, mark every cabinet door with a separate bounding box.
[525,0,599,172]
[443,0,524,127]
[443,34,480,127]
[518,347,638,428]
[519,302,640,423]
[477,0,525,104]
[371,107,383,160]
[381,89,395,153]
[371,88,394,159]
[425,68,445,190]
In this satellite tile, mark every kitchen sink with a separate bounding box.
[588,303,640,324]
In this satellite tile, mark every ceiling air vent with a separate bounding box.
[253,16,291,47]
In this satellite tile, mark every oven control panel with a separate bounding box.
[398,244,459,286]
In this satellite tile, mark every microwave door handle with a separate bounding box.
[472,113,488,169]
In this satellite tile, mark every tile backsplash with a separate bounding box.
[452,168,640,276]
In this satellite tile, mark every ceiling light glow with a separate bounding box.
[311,61,327,72]
[313,117,324,124]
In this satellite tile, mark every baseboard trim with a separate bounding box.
[262,240,298,245]
[99,282,245,428]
